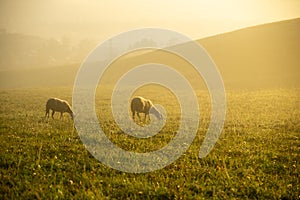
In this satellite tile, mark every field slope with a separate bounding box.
[0,18,299,89]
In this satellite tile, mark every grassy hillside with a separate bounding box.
[199,18,300,89]
[0,18,299,89]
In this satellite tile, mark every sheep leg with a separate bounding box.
[137,113,141,121]
[60,112,63,119]
[51,110,55,119]
[132,111,135,120]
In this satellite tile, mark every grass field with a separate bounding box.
[0,87,299,199]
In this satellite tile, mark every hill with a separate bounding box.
[199,18,300,89]
[0,18,299,89]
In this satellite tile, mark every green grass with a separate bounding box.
[0,87,299,199]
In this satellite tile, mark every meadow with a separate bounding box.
[0,87,299,199]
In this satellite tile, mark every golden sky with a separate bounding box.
[0,0,299,41]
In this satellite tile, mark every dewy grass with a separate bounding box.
[0,87,299,199]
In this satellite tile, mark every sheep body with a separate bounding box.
[45,98,73,119]
[131,96,162,121]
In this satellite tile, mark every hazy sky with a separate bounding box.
[0,0,299,42]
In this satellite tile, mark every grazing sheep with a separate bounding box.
[131,96,162,122]
[45,98,74,120]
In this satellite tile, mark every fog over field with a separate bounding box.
[0,18,299,89]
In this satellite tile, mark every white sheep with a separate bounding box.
[130,96,162,122]
[45,98,74,120]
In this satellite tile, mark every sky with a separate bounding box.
[0,0,300,43]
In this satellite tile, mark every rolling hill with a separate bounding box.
[199,18,300,89]
[0,18,299,89]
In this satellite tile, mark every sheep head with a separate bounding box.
[150,106,163,120]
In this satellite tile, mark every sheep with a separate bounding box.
[131,96,162,122]
[45,98,74,120]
